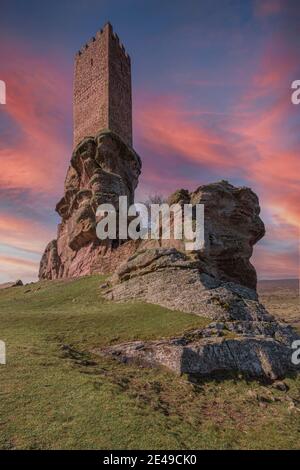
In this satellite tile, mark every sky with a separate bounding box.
[0,0,299,283]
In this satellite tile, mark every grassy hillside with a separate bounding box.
[0,276,299,450]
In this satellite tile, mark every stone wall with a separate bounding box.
[108,27,132,148]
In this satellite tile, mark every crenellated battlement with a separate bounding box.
[75,23,130,63]
[73,22,132,148]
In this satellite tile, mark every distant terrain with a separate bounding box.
[258,279,299,330]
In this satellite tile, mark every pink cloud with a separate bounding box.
[135,34,299,280]
[254,0,282,17]
[252,245,299,280]
[135,94,248,171]
[0,39,71,196]
[0,212,56,253]
[0,255,38,269]
[233,40,299,227]
[0,39,70,281]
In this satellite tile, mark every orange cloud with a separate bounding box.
[0,255,38,269]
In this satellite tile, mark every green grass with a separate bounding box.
[0,275,299,449]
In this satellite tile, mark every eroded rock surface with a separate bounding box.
[100,326,297,380]
[102,246,299,379]
[104,247,270,320]
[39,131,141,279]
[162,181,265,289]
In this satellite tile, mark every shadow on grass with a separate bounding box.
[187,369,299,389]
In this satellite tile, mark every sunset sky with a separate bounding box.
[0,0,299,283]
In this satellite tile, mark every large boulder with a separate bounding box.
[105,247,273,320]
[162,181,265,290]
[106,180,265,290]
[101,241,299,380]
[101,247,299,380]
[101,244,299,380]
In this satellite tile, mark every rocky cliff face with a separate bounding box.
[39,130,141,279]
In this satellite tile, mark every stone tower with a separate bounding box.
[73,22,132,148]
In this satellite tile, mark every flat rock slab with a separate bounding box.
[98,324,299,380]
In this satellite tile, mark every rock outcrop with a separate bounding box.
[39,130,141,279]
[40,141,265,289]
[101,246,299,379]
[100,324,297,380]
[39,133,299,381]
[0,279,23,289]
[154,181,264,289]
[104,247,271,319]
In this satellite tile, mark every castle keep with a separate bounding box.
[73,22,132,148]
